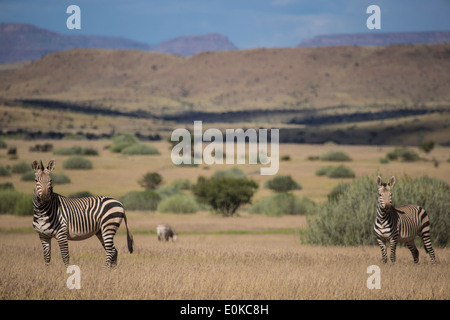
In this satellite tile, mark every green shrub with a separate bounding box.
[0,138,7,149]
[120,190,161,211]
[50,173,71,184]
[54,146,98,156]
[249,193,316,216]
[63,156,93,169]
[157,193,200,214]
[264,175,301,192]
[121,143,160,155]
[326,165,355,178]
[319,150,352,162]
[379,157,390,164]
[315,166,333,176]
[301,175,450,246]
[0,166,11,177]
[386,147,420,162]
[315,165,355,178]
[419,141,435,154]
[211,167,246,179]
[170,179,192,190]
[155,185,182,198]
[69,191,94,198]
[0,182,14,190]
[11,162,32,174]
[193,176,258,216]
[0,190,33,216]
[21,171,35,181]
[109,134,139,153]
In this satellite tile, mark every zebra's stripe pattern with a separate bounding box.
[32,160,133,267]
[374,176,436,264]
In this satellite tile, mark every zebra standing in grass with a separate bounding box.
[32,160,133,267]
[374,176,436,264]
[157,224,177,242]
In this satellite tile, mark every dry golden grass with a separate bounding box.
[0,229,448,300]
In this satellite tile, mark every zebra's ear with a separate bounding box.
[32,160,41,172]
[388,176,396,188]
[376,176,382,187]
[47,160,56,172]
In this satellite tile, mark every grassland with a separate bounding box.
[0,138,449,300]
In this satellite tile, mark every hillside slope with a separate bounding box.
[0,44,449,116]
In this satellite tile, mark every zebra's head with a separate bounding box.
[32,160,55,201]
[376,175,396,210]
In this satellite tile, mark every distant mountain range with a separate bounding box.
[0,23,237,63]
[1,23,449,64]
[299,31,450,47]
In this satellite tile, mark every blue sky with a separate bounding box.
[1,0,449,48]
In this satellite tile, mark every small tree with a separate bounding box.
[419,141,435,154]
[139,172,162,190]
[192,176,258,217]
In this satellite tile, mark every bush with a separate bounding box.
[319,150,352,162]
[63,156,93,169]
[315,165,355,178]
[379,157,390,164]
[0,182,14,190]
[155,185,182,199]
[11,162,32,174]
[0,166,11,177]
[139,172,162,190]
[109,134,139,153]
[0,138,7,149]
[264,175,301,192]
[0,189,33,216]
[211,167,246,179]
[327,165,355,178]
[301,175,450,246]
[157,193,200,214]
[170,179,192,190]
[120,190,161,211]
[121,143,160,155]
[386,147,420,162]
[50,173,71,185]
[21,171,35,181]
[53,146,98,156]
[249,193,316,216]
[69,191,94,198]
[192,176,258,216]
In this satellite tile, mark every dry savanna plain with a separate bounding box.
[0,138,449,300]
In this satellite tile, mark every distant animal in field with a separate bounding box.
[32,160,133,267]
[157,224,178,242]
[374,175,436,264]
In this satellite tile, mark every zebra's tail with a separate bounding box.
[123,212,134,254]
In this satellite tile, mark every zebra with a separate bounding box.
[374,175,436,264]
[157,224,178,242]
[32,160,133,267]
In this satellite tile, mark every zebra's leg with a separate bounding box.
[56,233,70,267]
[102,229,118,268]
[376,238,388,263]
[420,234,436,264]
[406,241,419,264]
[389,238,397,264]
[38,234,52,265]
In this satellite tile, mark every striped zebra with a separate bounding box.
[374,176,436,264]
[32,160,133,267]
[157,224,178,242]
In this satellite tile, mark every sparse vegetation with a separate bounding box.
[386,147,420,162]
[315,165,355,178]
[62,156,93,169]
[319,150,352,162]
[249,193,315,216]
[120,190,161,211]
[157,193,200,214]
[53,146,98,156]
[264,175,301,192]
[139,172,162,190]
